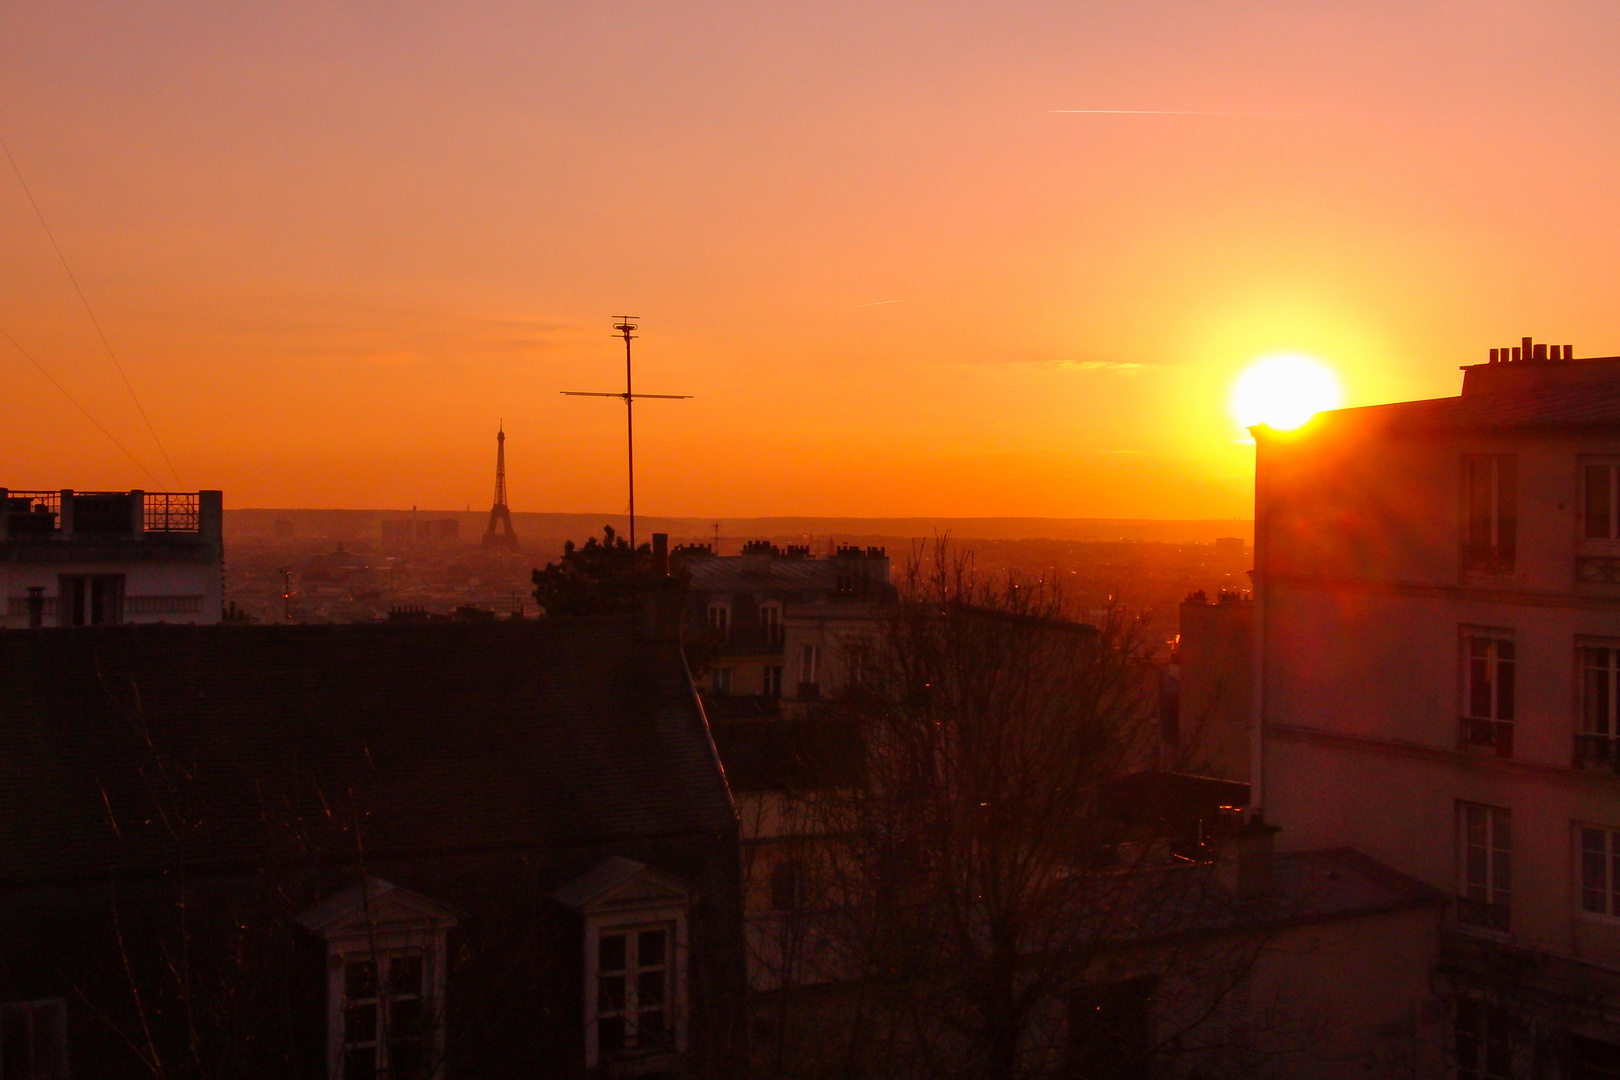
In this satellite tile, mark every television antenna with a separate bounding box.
[562,317,692,551]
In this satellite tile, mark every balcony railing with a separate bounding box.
[1460,716,1514,757]
[5,491,60,535]
[143,492,199,533]
[1578,556,1620,585]
[1576,733,1620,771]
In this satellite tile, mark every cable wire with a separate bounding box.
[1,325,164,486]
[0,133,183,487]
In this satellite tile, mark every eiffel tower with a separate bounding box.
[482,424,520,549]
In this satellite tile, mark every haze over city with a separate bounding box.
[7,2,1620,518]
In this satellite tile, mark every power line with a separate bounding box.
[0,132,183,488]
[0,325,163,486]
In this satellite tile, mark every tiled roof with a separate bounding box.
[0,619,735,886]
[1315,383,1620,432]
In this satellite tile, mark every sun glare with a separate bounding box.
[1230,354,1343,431]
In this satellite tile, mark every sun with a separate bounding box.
[1230,354,1343,431]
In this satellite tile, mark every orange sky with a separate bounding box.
[4,2,1620,519]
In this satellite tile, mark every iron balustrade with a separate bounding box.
[143,492,200,533]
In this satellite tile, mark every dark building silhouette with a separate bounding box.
[0,618,744,1078]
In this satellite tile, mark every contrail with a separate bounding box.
[1050,109,1405,118]
[854,299,904,308]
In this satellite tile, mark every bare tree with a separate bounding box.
[750,543,1299,1080]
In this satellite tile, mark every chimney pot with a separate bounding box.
[1512,347,1522,362]
[1490,348,1499,363]
[1534,343,1548,361]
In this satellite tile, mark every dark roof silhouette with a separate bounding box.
[1316,383,1620,433]
[0,619,733,885]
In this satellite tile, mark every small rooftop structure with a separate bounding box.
[1,488,223,628]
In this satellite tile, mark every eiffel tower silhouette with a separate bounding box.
[482,424,520,549]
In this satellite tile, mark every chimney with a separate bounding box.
[652,532,669,576]
[1216,815,1281,899]
[1523,336,1533,361]
[1534,343,1548,361]
[26,587,45,630]
[1489,348,1499,363]
[1512,347,1522,361]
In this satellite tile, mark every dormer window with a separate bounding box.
[298,879,457,1080]
[554,857,694,1071]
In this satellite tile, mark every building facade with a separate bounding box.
[1256,339,1620,1075]
[1,488,223,628]
[678,542,896,713]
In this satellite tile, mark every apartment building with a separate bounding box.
[1256,339,1620,1076]
[678,541,895,713]
[1,488,223,628]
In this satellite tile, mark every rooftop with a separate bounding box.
[0,618,734,885]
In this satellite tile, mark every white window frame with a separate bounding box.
[1461,631,1515,756]
[758,602,783,646]
[763,665,782,698]
[1457,801,1512,932]
[1579,824,1620,920]
[1584,459,1620,541]
[297,879,456,1080]
[588,919,682,1064]
[711,667,732,695]
[1462,454,1517,572]
[800,644,820,688]
[706,603,731,642]
[0,998,67,1080]
[1579,641,1620,767]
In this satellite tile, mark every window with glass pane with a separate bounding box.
[1580,827,1620,917]
[596,926,672,1057]
[1458,802,1511,931]
[0,1000,65,1080]
[1463,636,1515,755]
[1463,455,1517,572]
[1455,997,1514,1080]
[760,603,782,645]
[1579,648,1620,767]
[343,954,427,1080]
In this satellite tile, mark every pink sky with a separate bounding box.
[4,1,1619,517]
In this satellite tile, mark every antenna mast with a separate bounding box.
[562,318,692,553]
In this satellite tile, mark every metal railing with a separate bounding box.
[1578,556,1620,584]
[1575,733,1620,770]
[1460,716,1514,757]
[143,492,199,533]
[5,491,61,535]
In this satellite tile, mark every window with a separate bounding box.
[0,1000,65,1080]
[57,574,123,627]
[1580,826,1620,917]
[342,953,429,1080]
[555,857,692,1070]
[1579,647,1620,768]
[770,859,804,912]
[1455,997,1515,1080]
[1458,802,1512,931]
[297,879,455,1080]
[711,667,732,695]
[706,603,731,642]
[596,926,673,1058]
[759,603,782,646]
[798,644,820,698]
[1463,455,1517,572]
[1461,634,1515,756]
[763,665,782,698]
[1587,463,1620,540]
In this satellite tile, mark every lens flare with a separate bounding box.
[1230,354,1343,431]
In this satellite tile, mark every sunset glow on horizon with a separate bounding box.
[5,3,1620,519]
